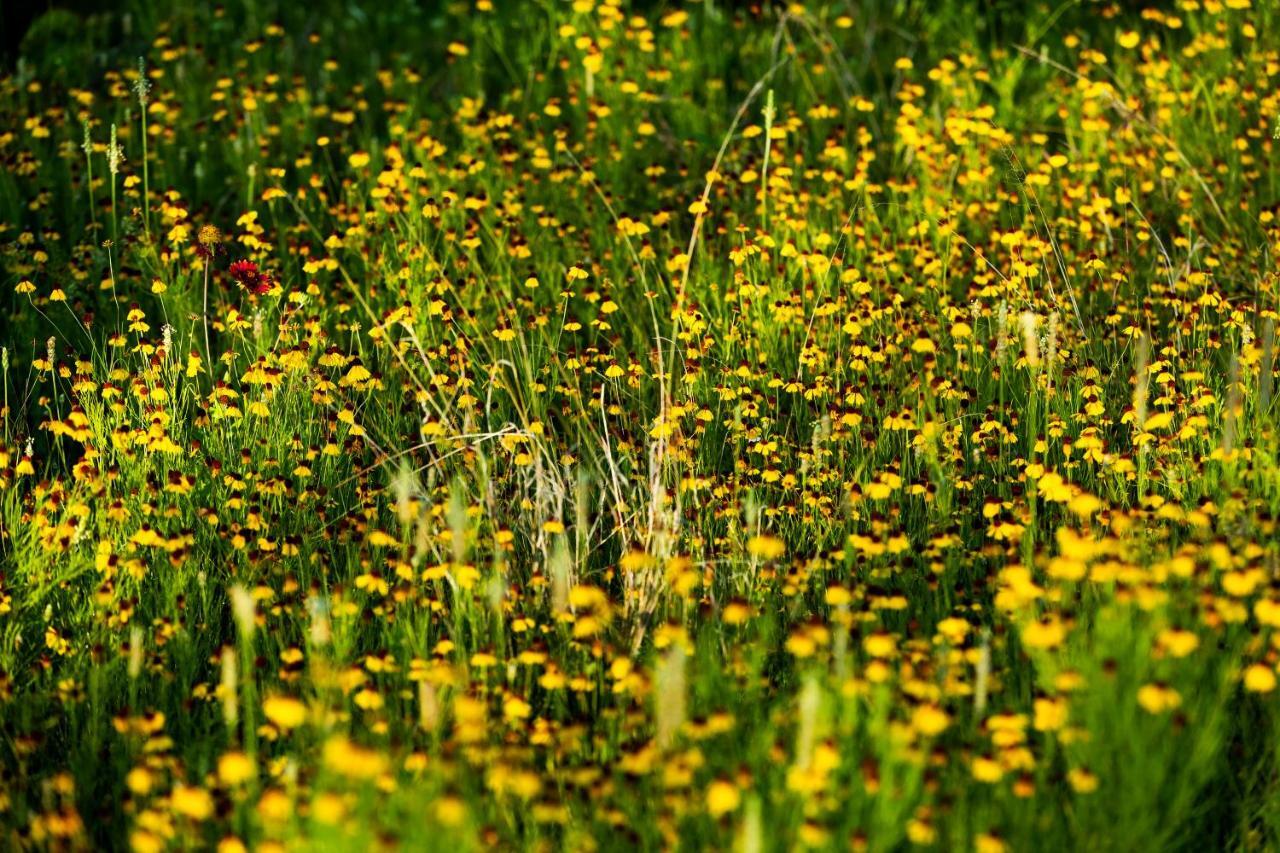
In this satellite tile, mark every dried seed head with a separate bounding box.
[107,124,125,176]
[229,584,256,639]
[1020,312,1040,367]
[134,58,151,106]
[1132,333,1150,429]
[418,681,440,731]
[996,301,1009,357]
[128,627,144,680]
[655,644,686,752]
[221,646,238,725]
[1047,312,1059,371]
[198,225,222,248]
[307,595,331,647]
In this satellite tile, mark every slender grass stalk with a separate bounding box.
[134,58,152,237]
[761,88,775,232]
[1133,332,1150,503]
[1,346,7,444]
[229,585,258,761]
[1260,318,1274,418]
[81,121,96,231]
[107,123,123,247]
[203,260,212,372]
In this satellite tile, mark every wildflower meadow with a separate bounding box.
[2,0,1280,849]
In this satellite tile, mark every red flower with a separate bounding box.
[228,259,274,295]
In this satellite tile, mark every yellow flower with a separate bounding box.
[312,792,347,825]
[1068,492,1102,518]
[1068,767,1099,793]
[126,767,153,795]
[262,694,307,730]
[1036,472,1072,503]
[1033,697,1068,732]
[975,832,1007,853]
[218,751,255,786]
[354,688,384,710]
[863,633,896,658]
[131,831,164,853]
[1021,618,1067,650]
[907,819,937,845]
[435,795,466,827]
[1243,664,1277,694]
[257,789,292,823]
[706,779,741,817]
[323,736,389,779]
[911,704,950,737]
[1137,683,1181,714]
[503,695,532,722]
[971,756,1003,783]
[1157,628,1199,658]
[171,784,214,820]
[367,529,397,547]
[747,535,785,559]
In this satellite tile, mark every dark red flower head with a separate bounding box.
[228,259,274,295]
